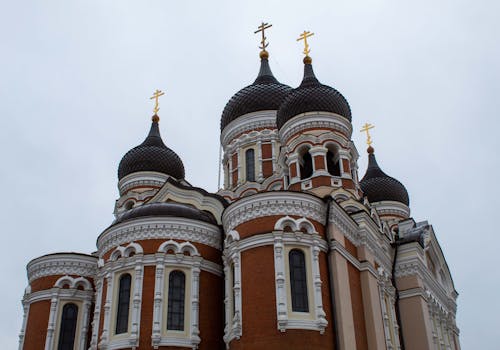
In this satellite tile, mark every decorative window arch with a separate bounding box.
[57,303,79,350]
[298,146,313,180]
[151,239,202,349]
[115,273,132,334]
[167,270,186,331]
[245,148,255,182]
[289,249,309,312]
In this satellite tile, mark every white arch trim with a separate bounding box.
[54,275,93,291]
[274,216,317,234]
[157,240,200,256]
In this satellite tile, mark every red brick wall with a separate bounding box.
[230,246,335,350]
[23,300,50,350]
[348,262,368,350]
[199,271,224,349]
[262,160,273,177]
[138,266,155,349]
[262,143,272,159]
[314,155,325,170]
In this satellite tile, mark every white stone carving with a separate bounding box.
[222,192,326,232]
[27,253,98,283]
[97,217,222,255]
[109,242,144,262]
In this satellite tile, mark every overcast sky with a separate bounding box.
[1,0,498,348]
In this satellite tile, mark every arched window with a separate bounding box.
[245,149,255,182]
[326,148,341,176]
[167,270,186,331]
[115,273,131,334]
[299,148,313,180]
[57,303,78,350]
[289,249,309,312]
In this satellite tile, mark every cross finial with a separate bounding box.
[360,123,375,147]
[150,89,165,116]
[254,22,272,58]
[297,30,314,57]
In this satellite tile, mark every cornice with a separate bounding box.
[98,217,222,255]
[221,110,277,146]
[27,253,98,283]
[278,112,353,145]
[372,201,411,219]
[222,192,326,232]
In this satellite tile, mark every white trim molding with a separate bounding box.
[97,217,222,255]
[222,191,326,232]
[151,242,202,349]
[272,218,328,334]
[222,230,242,347]
[27,253,98,283]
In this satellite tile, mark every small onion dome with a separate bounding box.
[359,147,409,206]
[277,58,352,130]
[220,53,292,131]
[114,202,217,225]
[118,117,185,180]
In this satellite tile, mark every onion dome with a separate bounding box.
[113,202,217,225]
[277,57,352,129]
[359,147,409,206]
[220,52,292,131]
[118,116,185,180]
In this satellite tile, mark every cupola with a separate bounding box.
[360,146,409,206]
[277,56,351,130]
[118,115,185,181]
[220,50,292,131]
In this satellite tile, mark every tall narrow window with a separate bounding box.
[58,303,78,350]
[167,270,186,331]
[326,150,341,176]
[245,149,255,182]
[289,249,309,312]
[115,273,131,334]
[299,150,313,179]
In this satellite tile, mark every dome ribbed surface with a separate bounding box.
[277,63,351,129]
[118,120,185,180]
[360,152,409,206]
[114,202,217,225]
[220,57,292,131]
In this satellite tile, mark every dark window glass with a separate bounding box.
[289,249,309,312]
[300,151,313,179]
[115,273,131,334]
[167,270,186,331]
[57,303,78,350]
[326,150,341,176]
[245,149,255,182]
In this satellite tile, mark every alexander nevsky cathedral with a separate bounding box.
[18,25,461,350]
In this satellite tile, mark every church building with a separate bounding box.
[18,25,461,350]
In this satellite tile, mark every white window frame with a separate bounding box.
[151,240,202,349]
[273,217,327,333]
[223,230,242,347]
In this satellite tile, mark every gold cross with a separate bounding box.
[150,89,165,115]
[254,22,272,51]
[360,123,375,146]
[297,30,314,56]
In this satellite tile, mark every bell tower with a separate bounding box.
[276,32,360,198]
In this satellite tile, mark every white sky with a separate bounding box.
[0,0,498,348]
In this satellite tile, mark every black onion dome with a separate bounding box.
[220,56,292,131]
[277,62,352,129]
[360,149,409,206]
[118,118,185,180]
[114,202,217,225]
